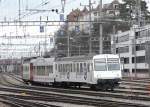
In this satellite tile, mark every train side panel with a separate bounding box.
[55,57,94,84]
[31,58,55,83]
[22,63,31,82]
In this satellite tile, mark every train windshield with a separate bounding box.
[107,58,120,71]
[94,59,107,71]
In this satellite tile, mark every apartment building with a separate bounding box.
[55,0,121,57]
[113,25,150,78]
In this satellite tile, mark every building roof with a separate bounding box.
[67,0,120,21]
[67,8,81,21]
[103,0,120,11]
[67,7,89,21]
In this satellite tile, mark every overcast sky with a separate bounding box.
[0,0,150,21]
[0,0,115,21]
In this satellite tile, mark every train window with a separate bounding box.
[91,63,93,71]
[87,63,90,72]
[51,66,53,73]
[84,63,86,67]
[63,64,65,72]
[66,64,69,72]
[24,67,25,71]
[59,65,60,72]
[60,64,61,72]
[66,64,68,72]
[77,63,79,72]
[48,66,53,73]
[55,64,57,71]
[45,66,48,75]
[46,66,51,74]
[77,63,78,72]
[80,63,83,72]
[60,64,62,72]
[64,64,66,72]
[66,64,67,72]
[23,66,26,71]
[72,63,74,72]
[69,64,71,72]
[74,63,76,72]
[62,64,63,72]
[67,64,69,72]
[70,64,72,72]
[62,64,64,72]
[43,66,45,71]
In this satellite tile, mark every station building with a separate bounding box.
[112,25,150,78]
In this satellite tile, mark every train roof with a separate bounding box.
[22,57,37,63]
[93,54,119,59]
[31,57,55,66]
[55,55,93,62]
[55,54,119,62]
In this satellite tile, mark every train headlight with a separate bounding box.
[117,74,120,77]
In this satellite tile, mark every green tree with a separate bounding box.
[119,0,150,21]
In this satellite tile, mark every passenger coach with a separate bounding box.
[55,54,122,90]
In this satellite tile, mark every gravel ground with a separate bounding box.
[0,102,11,107]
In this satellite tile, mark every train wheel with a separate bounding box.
[28,82,32,86]
[61,82,69,88]
[52,83,56,87]
[103,85,109,91]
[111,87,114,91]
[90,85,97,90]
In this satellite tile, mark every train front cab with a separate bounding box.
[92,55,122,90]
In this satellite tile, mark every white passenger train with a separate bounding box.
[22,54,122,90]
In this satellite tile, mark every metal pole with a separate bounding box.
[89,0,92,55]
[134,0,141,78]
[18,0,21,21]
[44,17,48,55]
[39,42,41,56]
[112,25,116,54]
[67,25,70,57]
[134,30,137,78]
[137,0,141,27]
[79,45,81,56]
[99,0,103,54]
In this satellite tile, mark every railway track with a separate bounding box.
[0,73,61,107]
[1,72,150,107]
[0,94,60,107]
[0,86,148,107]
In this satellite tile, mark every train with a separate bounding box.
[22,54,122,90]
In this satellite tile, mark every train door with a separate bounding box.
[30,63,33,81]
[89,61,94,83]
[76,63,80,80]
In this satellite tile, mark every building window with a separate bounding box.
[124,69,129,72]
[124,57,129,64]
[117,34,129,43]
[132,56,145,63]
[135,30,148,39]
[114,4,118,9]
[109,10,114,14]
[116,48,118,54]
[136,43,145,51]
[117,46,129,53]
[94,12,97,16]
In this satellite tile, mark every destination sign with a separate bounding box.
[107,58,119,63]
[94,58,106,63]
